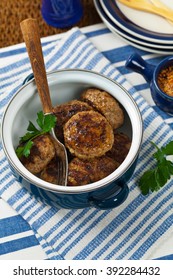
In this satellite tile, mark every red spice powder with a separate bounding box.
[157,65,173,97]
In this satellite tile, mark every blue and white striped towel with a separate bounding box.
[1,28,173,260]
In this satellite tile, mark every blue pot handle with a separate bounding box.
[23,73,34,85]
[89,183,129,210]
[125,53,155,83]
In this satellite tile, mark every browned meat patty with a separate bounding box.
[81,88,124,129]
[40,157,59,184]
[53,100,93,142]
[63,110,114,159]
[68,156,119,186]
[20,134,55,174]
[106,131,131,164]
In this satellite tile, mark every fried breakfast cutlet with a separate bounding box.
[67,156,120,186]
[106,131,131,164]
[63,110,114,159]
[53,100,93,142]
[81,88,124,129]
[20,134,55,174]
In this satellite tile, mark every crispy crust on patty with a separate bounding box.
[53,100,93,142]
[20,134,55,174]
[81,88,124,129]
[106,131,131,164]
[40,157,59,184]
[63,110,114,159]
[67,156,119,186]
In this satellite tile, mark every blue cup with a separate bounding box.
[125,53,173,115]
[41,0,83,28]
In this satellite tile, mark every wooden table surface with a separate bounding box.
[0,0,101,48]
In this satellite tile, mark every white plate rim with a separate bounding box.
[100,0,173,44]
[94,0,173,54]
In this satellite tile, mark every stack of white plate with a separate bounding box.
[94,0,173,54]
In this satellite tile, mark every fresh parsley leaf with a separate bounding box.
[160,141,173,156]
[36,111,45,130]
[16,111,57,159]
[16,140,34,158]
[27,121,39,132]
[139,170,156,195]
[36,111,57,133]
[139,141,173,195]
[16,146,25,159]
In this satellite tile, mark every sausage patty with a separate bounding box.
[106,131,131,164]
[63,110,114,159]
[53,100,93,142]
[81,88,124,129]
[20,134,55,174]
[40,157,59,184]
[67,156,119,186]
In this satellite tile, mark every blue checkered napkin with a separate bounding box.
[1,28,173,260]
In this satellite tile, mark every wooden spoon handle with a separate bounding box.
[20,18,52,114]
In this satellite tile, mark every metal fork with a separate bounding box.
[20,18,68,186]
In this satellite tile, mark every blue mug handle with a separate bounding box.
[125,53,155,84]
[89,183,129,210]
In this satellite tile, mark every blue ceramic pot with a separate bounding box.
[10,161,137,209]
[1,69,143,210]
[125,53,173,115]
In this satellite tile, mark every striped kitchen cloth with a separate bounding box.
[0,27,173,260]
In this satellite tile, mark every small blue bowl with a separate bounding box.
[126,53,173,115]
